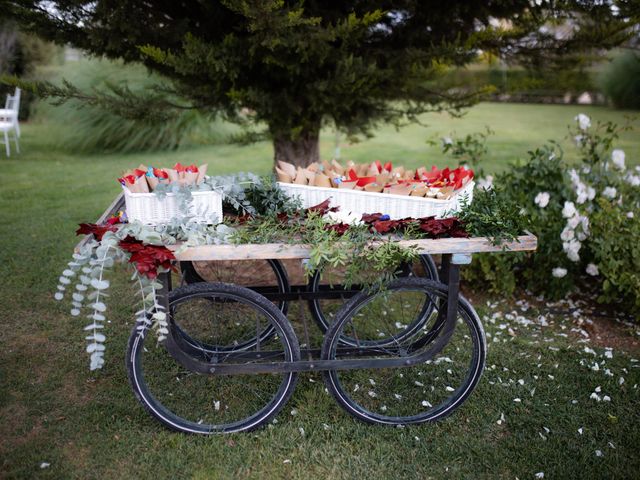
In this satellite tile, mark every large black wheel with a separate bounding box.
[308,254,440,340]
[126,282,300,434]
[321,277,486,425]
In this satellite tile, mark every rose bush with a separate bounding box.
[465,116,640,317]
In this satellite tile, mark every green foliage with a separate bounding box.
[242,176,302,216]
[34,58,236,153]
[457,187,530,244]
[590,199,640,313]
[598,51,640,110]
[464,116,640,315]
[5,1,636,165]
[0,20,61,119]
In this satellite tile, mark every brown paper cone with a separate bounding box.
[403,170,415,181]
[338,180,358,189]
[364,184,384,193]
[436,186,454,199]
[356,163,369,176]
[386,184,413,196]
[392,166,405,177]
[137,164,148,172]
[307,162,320,173]
[185,171,198,186]
[276,167,293,183]
[125,180,139,193]
[135,175,149,193]
[277,161,296,179]
[367,163,379,177]
[314,173,333,188]
[196,164,208,184]
[410,184,429,197]
[166,169,179,183]
[331,159,345,175]
[146,176,159,191]
[416,167,428,178]
[294,167,308,185]
[376,172,392,185]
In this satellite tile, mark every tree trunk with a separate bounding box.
[273,128,320,168]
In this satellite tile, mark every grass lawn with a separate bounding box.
[1,102,639,479]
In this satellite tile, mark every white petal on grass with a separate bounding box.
[513,398,522,403]
[578,428,583,435]
[595,450,603,457]
[445,386,455,392]
[290,409,298,416]
[595,386,601,392]
[54,292,64,301]
[535,472,545,479]
[603,395,611,402]
[422,400,432,408]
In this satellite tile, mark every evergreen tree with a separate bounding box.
[1,1,636,166]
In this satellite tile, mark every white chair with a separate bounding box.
[0,88,21,157]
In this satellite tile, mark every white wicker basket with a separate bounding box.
[123,188,223,225]
[278,181,474,219]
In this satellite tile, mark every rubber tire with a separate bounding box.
[126,282,300,434]
[321,277,486,425]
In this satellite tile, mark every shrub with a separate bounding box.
[598,51,640,110]
[463,116,640,316]
[35,58,237,153]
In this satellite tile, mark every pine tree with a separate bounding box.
[2,1,636,166]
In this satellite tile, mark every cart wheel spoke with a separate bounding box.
[127,282,300,434]
[321,277,486,425]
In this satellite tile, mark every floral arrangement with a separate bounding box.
[275,159,473,200]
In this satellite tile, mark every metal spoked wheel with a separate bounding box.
[308,254,440,345]
[178,260,290,350]
[321,277,486,425]
[126,282,300,434]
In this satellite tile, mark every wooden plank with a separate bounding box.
[169,234,537,261]
[74,192,125,252]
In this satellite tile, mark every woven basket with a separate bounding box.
[123,188,223,225]
[278,181,474,219]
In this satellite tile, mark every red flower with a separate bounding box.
[361,213,384,223]
[133,168,146,177]
[306,199,338,216]
[153,168,169,179]
[324,223,350,235]
[76,223,118,241]
[119,236,176,279]
[174,163,186,173]
[185,164,199,173]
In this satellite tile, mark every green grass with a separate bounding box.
[1,102,639,479]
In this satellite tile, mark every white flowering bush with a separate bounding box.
[466,116,640,316]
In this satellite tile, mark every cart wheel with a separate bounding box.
[308,254,439,337]
[321,277,486,425]
[126,282,300,434]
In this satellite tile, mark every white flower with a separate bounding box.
[575,113,591,131]
[587,186,596,201]
[576,189,588,204]
[567,215,581,229]
[562,201,577,218]
[442,136,453,145]
[552,267,567,278]
[625,174,640,187]
[563,240,581,262]
[586,263,599,276]
[477,175,494,190]
[535,472,544,479]
[602,187,617,199]
[323,210,363,226]
[560,226,575,242]
[611,149,626,170]
[580,216,590,235]
[627,211,635,219]
[534,192,550,208]
[574,135,584,146]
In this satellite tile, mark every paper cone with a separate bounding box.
[338,180,358,189]
[146,176,159,191]
[294,167,308,185]
[196,164,208,184]
[436,186,454,199]
[307,162,320,173]
[137,164,148,172]
[166,169,179,184]
[276,167,293,183]
[331,159,345,175]
[364,184,384,193]
[410,184,429,197]
[185,171,198,186]
[135,175,149,193]
[277,161,296,179]
[314,173,333,188]
[386,184,413,196]
[367,163,379,177]
[376,172,392,186]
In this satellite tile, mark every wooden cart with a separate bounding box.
[88,194,537,434]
